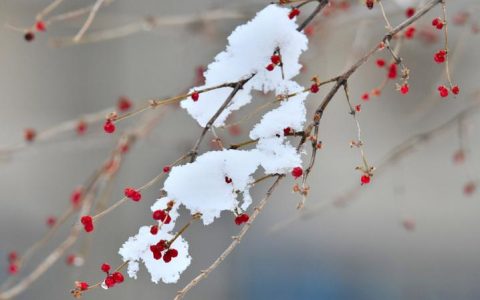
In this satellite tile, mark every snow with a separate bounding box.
[181,4,308,127]
[250,81,308,140]
[119,3,309,285]
[151,197,180,232]
[119,226,191,284]
[164,150,260,225]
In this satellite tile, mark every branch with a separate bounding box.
[173,175,284,300]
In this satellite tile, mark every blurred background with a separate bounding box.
[1,0,480,299]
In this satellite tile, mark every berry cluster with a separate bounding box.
[437,85,449,97]
[100,263,124,289]
[124,187,142,202]
[434,49,447,63]
[266,54,282,72]
[80,215,94,233]
[24,21,47,42]
[288,8,300,19]
[7,251,18,275]
[153,209,172,224]
[149,240,179,263]
[432,17,444,30]
[388,63,398,79]
[404,26,416,39]
[234,213,249,225]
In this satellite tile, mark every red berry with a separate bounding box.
[163,253,172,263]
[152,210,171,224]
[124,187,141,201]
[291,166,303,179]
[361,175,371,184]
[234,213,249,225]
[163,165,171,173]
[24,128,36,142]
[104,275,116,288]
[8,263,18,274]
[35,21,46,32]
[388,63,397,79]
[103,119,115,134]
[432,17,444,29]
[166,248,178,258]
[76,120,87,135]
[66,254,76,266]
[451,85,460,95]
[464,182,476,196]
[46,216,56,228]
[310,84,319,93]
[266,64,275,71]
[112,272,124,283]
[101,263,111,273]
[153,251,162,260]
[283,127,292,136]
[80,215,94,233]
[376,59,385,67]
[225,176,233,184]
[438,85,449,97]
[405,7,415,18]
[24,32,34,42]
[117,96,132,112]
[71,188,83,207]
[271,55,281,65]
[156,240,168,251]
[355,104,361,112]
[365,0,374,9]
[191,91,200,102]
[400,83,409,94]
[79,282,89,291]
[84,224,94,232]
[8,252,18,262]
[361,93,370,101]
[404,26,416,39]
[434,50,446,63]
[81,215,92,225]
[304,25,314,37]
[288,8,300,19]
[150,225,159,235]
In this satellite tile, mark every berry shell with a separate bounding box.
[24,32,34,42]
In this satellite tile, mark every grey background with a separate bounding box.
[1,0,480,299]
